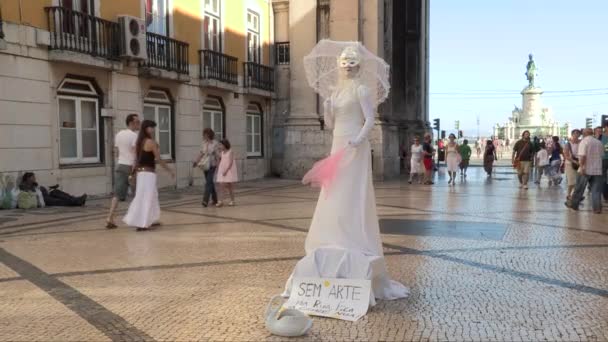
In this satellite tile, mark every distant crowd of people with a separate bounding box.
[511,125,608,214]
[403,123,608,214]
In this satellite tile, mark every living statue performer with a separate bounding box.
[282,40,409,306]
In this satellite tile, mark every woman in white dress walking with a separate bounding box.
[123,120,175,231]
[445,133,461,185]
[409,136,424,184]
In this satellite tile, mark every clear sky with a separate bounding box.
[430,0,608,137]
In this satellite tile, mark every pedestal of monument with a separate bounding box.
[520,86,544,127]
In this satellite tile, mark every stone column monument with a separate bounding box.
[520,54,544,127]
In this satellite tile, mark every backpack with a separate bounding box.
[17,191,38,209]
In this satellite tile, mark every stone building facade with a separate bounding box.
[0,0,275,196]
[271,0,430,180]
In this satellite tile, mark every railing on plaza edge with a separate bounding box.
[45,6,120,59]
[144,32,189,75]
[275,42,290,65]
[243,62,274,92]
[199,50,238,85]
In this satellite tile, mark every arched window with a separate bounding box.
[246,103,263,157]
[57,77,101,164]
[202,97,225,141]
[143,89,173,160]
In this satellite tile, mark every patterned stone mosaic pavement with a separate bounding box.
[0,166,607,341]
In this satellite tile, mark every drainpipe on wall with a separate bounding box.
[0,5,5,40]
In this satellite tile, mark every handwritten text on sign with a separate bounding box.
[285,277,371,321]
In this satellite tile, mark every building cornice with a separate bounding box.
[272,0,289,13]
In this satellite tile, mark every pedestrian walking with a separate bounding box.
[458,139,472,178]
[564,129,581,199]
[565,128,605,214]
[534,142,549,185]
[600,123,608,202]
[512,130,533,190]
[215,139,238,207]
[483,139,497,176]
[123,120,175,231]
[106,114,140,229]
[445,134,460,185]
[409,136,424,184]
[193,128,221,207]
[422,133,434,185]
[547,136,563,186]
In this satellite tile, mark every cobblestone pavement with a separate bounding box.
[0,166,607,341]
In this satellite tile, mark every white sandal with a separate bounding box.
[265,295,313,337]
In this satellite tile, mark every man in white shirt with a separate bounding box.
[565,128,604,213]
[106,114,140,228]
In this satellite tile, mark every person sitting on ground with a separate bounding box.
[20,172,87,208]
[18,173,45,209]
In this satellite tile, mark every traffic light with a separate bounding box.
[458,130,463,139]
[455,121,460,130]
[602,115,608,127]
[441,130,446,139]
[433,118,440,131]
[585,118,593,128]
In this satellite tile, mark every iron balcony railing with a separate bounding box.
[144,32,189,75]
[45,6,120,59]
[275,42,290,65]
[243,62,274,92]
[199,50,238,85]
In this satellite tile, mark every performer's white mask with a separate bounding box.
[338,47,361,69]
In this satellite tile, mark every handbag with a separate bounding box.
[197,142,213,171]
[513,142,529,169]
[197,155,211,171]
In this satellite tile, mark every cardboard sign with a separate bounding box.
[285,277,371,321]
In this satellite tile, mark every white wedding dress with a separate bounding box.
[283,80,409,305]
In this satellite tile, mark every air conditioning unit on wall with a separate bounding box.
[118,15,147,60]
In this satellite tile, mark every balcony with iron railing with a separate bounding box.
[143,32,189,75]
[45,6,120,60]
[243,62,274,92]
[199,50,238,85]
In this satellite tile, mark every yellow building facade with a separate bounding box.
[0,0,277,195]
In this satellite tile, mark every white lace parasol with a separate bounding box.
[303,39,390,107]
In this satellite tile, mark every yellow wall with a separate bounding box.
[223,1,245,65]
[0,0,52,28]
[173,0,202,64]
[0,0,274,69]
[256,0,271,66]
[223,0,272,70]
[100,1,140,21]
